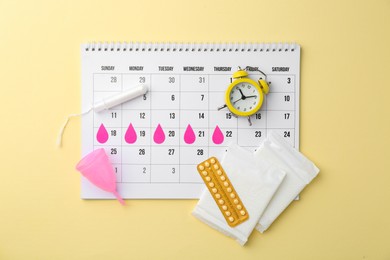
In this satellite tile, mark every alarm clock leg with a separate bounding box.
[217,104,227,110]
[247,116,252,126]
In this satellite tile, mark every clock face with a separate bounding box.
[228,82,261,113]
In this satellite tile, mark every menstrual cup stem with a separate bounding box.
[112,191,125,205]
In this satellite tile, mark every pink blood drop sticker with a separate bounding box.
[184,124,196,144]
[96,123,109,144]
[153,124,165,144]
[212,125,224,145]
[124,123,137,144]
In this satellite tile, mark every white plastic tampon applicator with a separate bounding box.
[57,84,148,147]
[92,84,148,112]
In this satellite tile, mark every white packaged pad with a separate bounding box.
[192,144,286,245]
[254,131,320,233]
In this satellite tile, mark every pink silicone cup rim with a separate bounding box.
[76,148,107,172]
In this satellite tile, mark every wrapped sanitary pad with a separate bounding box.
[192,144,286,245]
[254,131,320,232]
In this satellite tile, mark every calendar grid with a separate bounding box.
[178,74,181,183]
[120,73,123,182]
[92,73,95,159]
[84,43,300,198]
[91,72,297,185]
[149,74,152,183]
[207,74,210,160]
[294,75,297,148]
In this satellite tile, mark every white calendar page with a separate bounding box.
[81,43,300,199]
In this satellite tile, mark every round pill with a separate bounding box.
[220,176,226,181]
[205,176,211,182]
[210,158,216,164]
[202,171,208,176]
[225,211,231,216]
[209,182,215,187]
[224,182,229,187]
[236,205,242,210]
[218,199,224,205]
[204,161,210,167]
[226,188,232,193]
[240,210,246,216]
[198,165,204,170]
[217,170,222,175]
[228,217,234,222]
[233,199,239,204]
[212,188,218,193]
[215,193,221,199]
[230,193,236,199]
[222,205,228,210]
[213,164,219,170]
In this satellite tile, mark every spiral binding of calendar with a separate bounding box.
[83,42,298,52]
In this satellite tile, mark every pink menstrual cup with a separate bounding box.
[76,148,125,205]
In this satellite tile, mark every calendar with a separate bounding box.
[81,42,300,199]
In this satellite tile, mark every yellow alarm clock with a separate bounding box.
[218,66,269,125]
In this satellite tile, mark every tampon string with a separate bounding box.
[57,85,148,147]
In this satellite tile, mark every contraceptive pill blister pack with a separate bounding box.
[197,157,249,227]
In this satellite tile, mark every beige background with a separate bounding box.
[1,0,389,259]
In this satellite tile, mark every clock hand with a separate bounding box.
[238,89,246,99]
[245,95,257,98]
